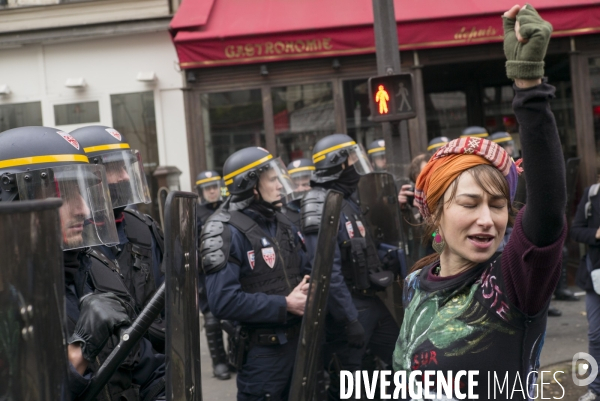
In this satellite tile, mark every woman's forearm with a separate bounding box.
[514,81,566,247]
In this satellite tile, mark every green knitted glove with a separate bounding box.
[503,4,553,80]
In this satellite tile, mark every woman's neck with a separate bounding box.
[438,251,478,277]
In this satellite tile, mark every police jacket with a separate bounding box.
[303,188,390,315]
[65,249,165,401]
[572,185,600,291]
[97,208,165,351]
[202,205,310,327]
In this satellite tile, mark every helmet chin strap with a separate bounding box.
[255,186,282,208]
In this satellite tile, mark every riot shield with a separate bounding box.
[357,172,403,246]
[0,198,68,401]
[289,190,343,401]
[357,172,406,325]
[164,191,202,401]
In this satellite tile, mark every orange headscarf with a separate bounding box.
[416,154,492,218]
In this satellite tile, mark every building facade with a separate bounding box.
[0,0,191,218]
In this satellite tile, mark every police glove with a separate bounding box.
[345,320,365,349]
[69,292,131,362]
[503,4,552,80]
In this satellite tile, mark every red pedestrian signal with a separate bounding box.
[368,73,416,122]
[375,85,390,114]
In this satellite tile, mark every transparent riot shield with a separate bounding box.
[357,172,406,325]
[0,198,68,401]
[357,172,403,246]
[164,191,202,401]
[289,190,343,401]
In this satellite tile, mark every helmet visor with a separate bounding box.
[197,179,224,205]
[16,164,119,250]
[257,158,296,204]
[289,170,313,199]
[98,149,151,208]
[347,144,373,175]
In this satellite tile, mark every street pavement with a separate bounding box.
[197,288,590,399]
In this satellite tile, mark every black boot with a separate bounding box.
[204,312,231,380]
[554,246,579,301]
[548,305,562,317]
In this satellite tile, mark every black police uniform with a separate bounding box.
[65,249,165,401]
[202,206,309,400]
[302,134,399,400]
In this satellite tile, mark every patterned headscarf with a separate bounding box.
[415,137,522,220]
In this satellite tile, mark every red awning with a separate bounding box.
[171,0,600,69]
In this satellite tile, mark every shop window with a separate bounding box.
[425,91,467,140]
[271,83,335,164]
[343,79,382,147]
[590,57,600,177]
[483,86,521,156]
[110,91,159,219]
[202,89,265,173]
[54,101,100,126]
[0,101,42,131]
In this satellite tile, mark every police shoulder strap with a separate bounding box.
[123,207,165,255]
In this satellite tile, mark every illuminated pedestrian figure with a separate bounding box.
[397,82,412,111]
[375,85,390,114]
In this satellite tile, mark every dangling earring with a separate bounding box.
[432,229,446,254]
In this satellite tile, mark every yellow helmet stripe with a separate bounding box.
[288,166,315,175]
[460,133,489,138]
[312,141,356,163]
[196,176,222,186]
[83,143,130,153]
[367,146,385,154]
[427,142,447,151]
[492,137,513,144]
[223,154,273,182]
[0,154,89,169]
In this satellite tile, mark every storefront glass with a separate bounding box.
[343,79,382,148]
[54,101,100,125]
[0,101,42,131]
[271,83,335,164]
[424,91,467,140]
[590,57,600,176]
[202,89,265,172]
[111,91,159,218]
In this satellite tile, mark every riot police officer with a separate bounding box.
[490,131,517,158]
[283,158,314,226]
[200,147,311,400]
[302,134,399,400]
[426,136,449,154]
[195,170,231,380]
[70,125,166,352]
[0,126,166,400]
[460,125,489,138]
[367,139,386,171]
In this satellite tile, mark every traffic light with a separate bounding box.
[368,73,416,122]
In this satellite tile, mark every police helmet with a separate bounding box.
[311,134,373,183]
[70,125,151,208]
[367,139,387,172]
[490,131,514,145]
[287,158,314,197]
[0,126,118,250]
[195,170,224,205]
[460,126,489,138]
[427,136,450,152]
[223,147,295,203]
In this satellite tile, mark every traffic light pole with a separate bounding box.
[372,0,411,180]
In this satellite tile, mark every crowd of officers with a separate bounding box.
[0,121,569,401]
